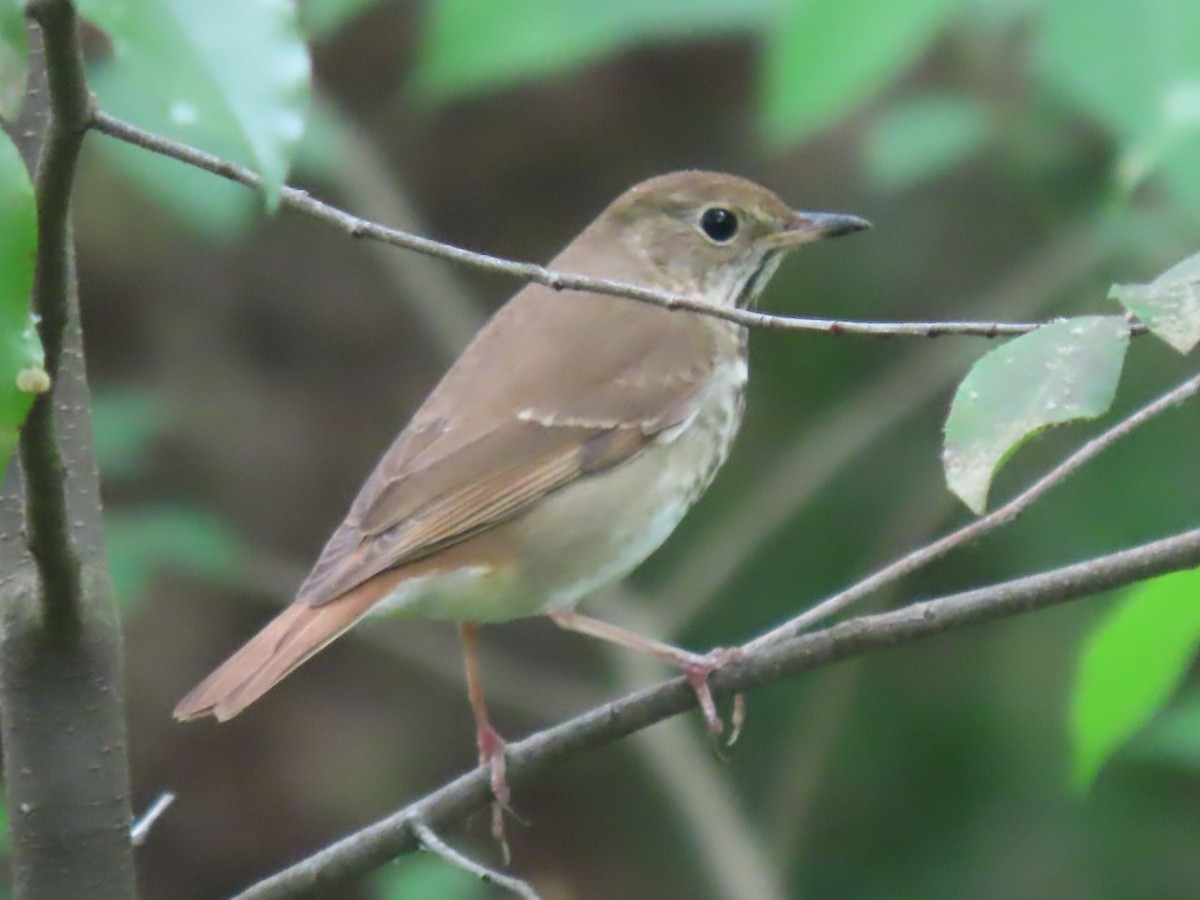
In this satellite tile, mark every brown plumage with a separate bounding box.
[173,171,869,745]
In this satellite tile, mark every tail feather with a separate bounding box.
[174,570,404,722]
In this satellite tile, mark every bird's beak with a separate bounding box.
[767,210,873,249]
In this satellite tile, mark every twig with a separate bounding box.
[654,219,1105,634]
[130,791,176,847]
[742,369,1200,653]
[230,525,1200,899]
[410,820,541,900]
[90,110,1073,340]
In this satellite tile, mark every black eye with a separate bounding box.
[700,207,739,243]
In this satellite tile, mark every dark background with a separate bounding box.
[58,1,1200,897]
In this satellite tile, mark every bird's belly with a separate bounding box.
[512,354,747,613]
[371,354,746,623]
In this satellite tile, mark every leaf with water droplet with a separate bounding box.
[943,316,1129,513]
[80,0,311,210]
[1110,249,1200,354]
[0,129,42,474]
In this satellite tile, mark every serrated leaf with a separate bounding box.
[763,0,967,144]
[0,128,43,474]
[80,0,311,210]
[104,506,242,611]
[414,0,769,99]
[1070,568,1200,789]
[864,92,990,189]
[0,0,28,120]
[1110,249,1200,354]
[943,316,1129,513]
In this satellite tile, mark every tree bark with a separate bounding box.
[0,2,137,897]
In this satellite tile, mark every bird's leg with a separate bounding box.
[549,610,744,743]
[458,622,510,858]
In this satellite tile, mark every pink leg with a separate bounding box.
[549,610,745,744]
[459,622,510,858]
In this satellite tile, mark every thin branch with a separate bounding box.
[21,0,93,629]
[654,219,1106,635]
[130,791,176,847]
[90,110,1084,341]
[742,369,1200,653]
[231,526,1200,899]
[411,821,541,900]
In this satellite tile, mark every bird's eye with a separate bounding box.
[700,207,739,243]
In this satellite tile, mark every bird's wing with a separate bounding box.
[297,286,721,607]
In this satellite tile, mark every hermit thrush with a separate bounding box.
[175,171,868,839]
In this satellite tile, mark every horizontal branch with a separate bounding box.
[91,110,1073,340]
[232,525,1200,899]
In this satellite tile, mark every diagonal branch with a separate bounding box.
[231,525,1200,899]
[88,110,1101,341]
[743,369,1200,653]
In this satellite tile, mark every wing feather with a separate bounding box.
[297,245,730,607]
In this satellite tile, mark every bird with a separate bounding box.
[174,170,869,842]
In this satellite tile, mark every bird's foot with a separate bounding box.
[680,646,745,747]
[475,722,513,862]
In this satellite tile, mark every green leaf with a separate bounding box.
[1037,0,1200,208]
[1109,249,1200,355]
[79,0,311,209]
[299,0,389,39]
[414,0,769,99]
[1132,687,1200,770]
[104,506,242,611]
[372,855,484,900]
[942,316,1129,513]
[0,0,28,119]
[0,128,43,475]
[1070,568,1200,789]
[763,0,967,144]
[91,389,168,479]
[88,64,259,238]
[864,92,990,189]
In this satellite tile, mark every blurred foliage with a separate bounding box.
[104,506,242,612]
[414,0,770,99]
[764,0,968,143]
[79,0,311,209]
[1036,0,1200,205]
[299,0,389,40]
[1071,568,1200,788]
[864,92,991,190]
[91,388,168,479]
[370,855,483,900]
[92,389,242,611]
[0,128,43,475]
[0,0,26,120]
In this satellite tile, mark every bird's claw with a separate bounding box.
[680,646,745,747]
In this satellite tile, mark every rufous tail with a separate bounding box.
[173,570,403,722]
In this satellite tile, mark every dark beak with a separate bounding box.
[769,210,872,248]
